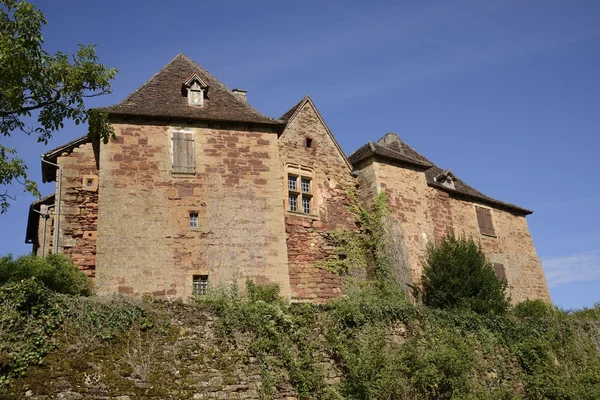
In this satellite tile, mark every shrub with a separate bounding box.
[513,299,555,320]
[0,254,91,296]
[419,233,509,315]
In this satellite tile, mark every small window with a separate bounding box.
[305,137,313,148]
[289,194,298,212]
[302,197,311,214]
[288,175,298,191]
[86,179,93,187]
[475,206,496,237]
[192,275,208,296]
[493,263,506,281]
[189,212,199,228]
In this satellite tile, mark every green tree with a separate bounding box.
[0,0,116,212]
[419,232,510,315]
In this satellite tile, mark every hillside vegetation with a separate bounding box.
[1,193,599,399]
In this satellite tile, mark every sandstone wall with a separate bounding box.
[278,101,355,302]
[54,142,99,277]
[374,161,434,284]
[96,120,290,298]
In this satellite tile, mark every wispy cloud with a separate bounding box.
[543,250,600,288]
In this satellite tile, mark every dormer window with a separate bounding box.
[183,73,208,107]
[434,169,456,190]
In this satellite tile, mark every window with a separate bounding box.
[288,175,297,191]
[86,179,93,187]
[302,197,311,214]
[475,206,496,237]
[192,275,208,296]
[287,168,313,215]
[305,137,313,148]
[189,212,199,228]
[493,263,506,281]
[301,178,310,193]
[172,130,195,173]
[289,194,298,212]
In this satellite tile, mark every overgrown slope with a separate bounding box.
[0,279,599,399]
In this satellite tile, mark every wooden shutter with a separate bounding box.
[172,132,194,173]
[482,208,496,236]
[476,206,496,236]
[476,206,488,235]
[493,263,506,281]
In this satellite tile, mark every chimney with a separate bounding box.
[377,132,400,146]
[232,88,247,102]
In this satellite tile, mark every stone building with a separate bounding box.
[25,54,550,303]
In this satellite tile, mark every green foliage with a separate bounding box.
[420,232,510,315]
[0,0,117,211]
[0,278,157,386]
[327,280,413,330]
[0,280,63,385]
[319,190,396,283]
[196,281,331,399]
[0,254,91,296]
[568,301,600,320]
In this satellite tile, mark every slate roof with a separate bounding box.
[99,54,284,126]
[348,133,532,215]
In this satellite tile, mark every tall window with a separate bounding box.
[172,130,195,173]
[287,167,313,215]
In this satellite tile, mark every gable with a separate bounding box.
[279,97,352,172]
[99,54,283,126]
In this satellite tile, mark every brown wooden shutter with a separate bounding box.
[172,132,194,173]
[483,208,496,236]
[476,206,487,235]
[493,263,506,281]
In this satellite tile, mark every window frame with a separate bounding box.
[286,165,314,216]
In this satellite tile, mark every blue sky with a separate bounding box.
[1,0,599,309]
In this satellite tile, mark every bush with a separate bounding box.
[419,233,509,315]
[0,254,91,296]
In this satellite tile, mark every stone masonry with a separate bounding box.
[278,97,356,302]
[96,120,290,298]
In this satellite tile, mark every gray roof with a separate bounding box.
[99,54,284,126]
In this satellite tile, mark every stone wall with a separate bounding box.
[278,100,356,302]
[357,157,550,303]
[54,141,99,277]
[96,119,290,299]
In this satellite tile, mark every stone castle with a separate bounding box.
[25,54,550,303]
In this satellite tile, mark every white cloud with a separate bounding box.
[543,251,600,288]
